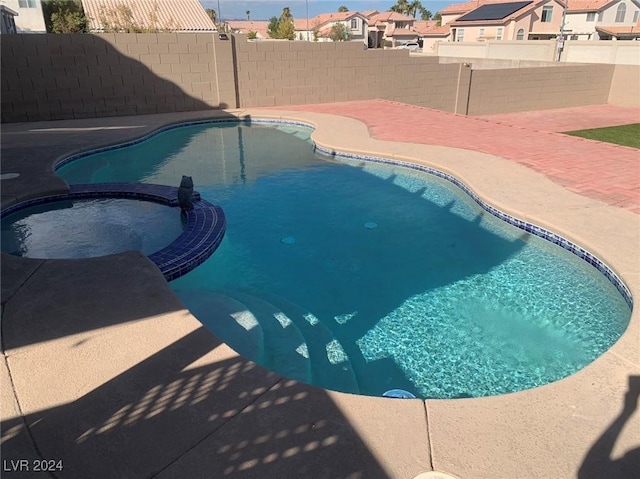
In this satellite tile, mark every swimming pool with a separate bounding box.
[54,120,632,399]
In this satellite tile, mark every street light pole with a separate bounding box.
[557,0,568,61]
[217,0,222,31]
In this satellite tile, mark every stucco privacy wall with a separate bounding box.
[467,64,614,115]
[608,65,640,108]
[233,39,468,112]
[0,33,236,122]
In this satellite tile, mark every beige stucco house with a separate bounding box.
[564,0,640,39]
[442,0,640,41]
[0,0,45,32]
[449,0,566,42]
[366,11,419,47]
[294,11,368,43]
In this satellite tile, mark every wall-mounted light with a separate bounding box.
[218,33,229,40]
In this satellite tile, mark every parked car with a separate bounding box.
[396,42,420,51]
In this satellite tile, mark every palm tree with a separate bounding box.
[338,5,349,12]
[408,1,424,18]
[419,6,432,20]
[246,10,250,20]
[389,0,409,14]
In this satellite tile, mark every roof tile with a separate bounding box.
[81,0,216,32]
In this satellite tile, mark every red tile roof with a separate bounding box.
[596,24,640,35]
[413,20,439,33]
[420,25,451,36]
[368,11,416,25]
[566,0,614,12]
[81,0,216,32]
[227,21,270,38]
[294,11,364,30]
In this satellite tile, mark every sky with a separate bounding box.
[198,1,455,21]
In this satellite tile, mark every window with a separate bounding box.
[351,18,358,29]
[516,29,525,40]
[586,12,596,21]
[18,0,37,7]
[496,27,503,40]
[479,28,485,37]
[634,11,640,22]
[457,28,464,41]
[598,11,603,21]
[541,6,553,22]
[615,3,626,22]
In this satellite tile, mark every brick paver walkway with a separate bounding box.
[274,100,640,214]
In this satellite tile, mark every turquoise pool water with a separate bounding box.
[56,122,632,399]
[1,198,183,259]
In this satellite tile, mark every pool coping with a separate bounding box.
[1,108,638,479]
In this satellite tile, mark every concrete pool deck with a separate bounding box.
[1,104,638,478]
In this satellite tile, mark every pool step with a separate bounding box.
[173,290,264,363]
[258,293,360,395]
[221,290,311,384]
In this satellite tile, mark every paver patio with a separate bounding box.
[275,101,640,213]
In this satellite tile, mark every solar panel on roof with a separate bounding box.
[457,1,533,21]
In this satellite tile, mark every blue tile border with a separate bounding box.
[313,144,634,309]
[1,183,226,282]
[48,116,632,308]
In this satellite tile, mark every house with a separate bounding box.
[441,0,640,41]
[449,0,566,42]
[227,20,270,39]
[0,4,18,33]
[0,0,46,32]
[80,0,216,32]
[294,11,368,42]
[564,0,640,39]
[366,11,418,47]
[418,25,453,52]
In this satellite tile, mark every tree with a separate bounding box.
[389,0,409,14]
[389,0,426,18]
[338,5,349,12]
[267,16,279,38]
[42,0,88,33]
[407,1,423,18]
[419,7,432,20]
[276,7,295,40]
[247,30,257,39]
[205,8,216,24]
[246,10,250,20]
[267,7,295,40]
[433,12,442,26]
[328,23,351,41]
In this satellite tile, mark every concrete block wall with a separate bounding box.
[608,65,640,108]
[0,33,633,122]
[233,39,466,112]
[1,33,230,122]
[467,63,614,115]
